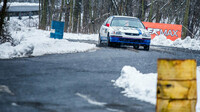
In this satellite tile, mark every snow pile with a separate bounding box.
[114,66,200,111]
[64,33,98,41]
[0,16,96,59]
[0,42,33,59]
[151,35,200,50]
[113,66,157,104]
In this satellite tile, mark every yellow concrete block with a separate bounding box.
[157,99,196,112]
[157,80,197,99]
[157,59,196,80]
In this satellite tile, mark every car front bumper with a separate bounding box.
[110,36,151,45]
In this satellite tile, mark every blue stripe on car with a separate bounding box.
[110,36,150,45]
[136,28,142,35]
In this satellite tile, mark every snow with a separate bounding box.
[0,15,200,59]
[64,33,98,41]
[114,66,200,111]
[114,66,157,104]
[151,35,200,50]
[0,16,96,59]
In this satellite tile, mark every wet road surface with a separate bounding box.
[0,40,200,112]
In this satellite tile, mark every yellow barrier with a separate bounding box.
[157,59,197,112]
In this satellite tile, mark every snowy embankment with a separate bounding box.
[151,35,200,50]
[64,33,98,41]
[113,66,200,111]
[0,16,96,59]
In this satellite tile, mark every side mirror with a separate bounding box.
[106,23,110,27]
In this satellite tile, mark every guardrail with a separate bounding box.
[0,5,39,18]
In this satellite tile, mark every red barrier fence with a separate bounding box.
[142,22,182,41]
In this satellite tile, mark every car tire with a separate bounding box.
[144,45,150,51]
[98,34,103,46]
[133,45,139,49]
[115,43,121,48]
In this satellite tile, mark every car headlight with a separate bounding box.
[142,32,150,37]
[111,31,122,35]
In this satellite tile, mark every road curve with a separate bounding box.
[0,42,199,112]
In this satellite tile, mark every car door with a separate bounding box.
[100,17,114,39]
[100,17,110,40]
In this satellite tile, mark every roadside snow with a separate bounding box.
[64,33,98,41]
[0,16,96,59]
[113,66,157,104]
[151,35,200,50]
[114,66,200,111]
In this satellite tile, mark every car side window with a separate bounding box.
[103,18,110,26]
[107,17,113,24]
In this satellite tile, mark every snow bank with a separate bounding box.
[64,33,98,41]
[113,66,157,104]
[0,42,33,59]
[0,16,96,59]
[114,66,200,111]
[151,35,200,50]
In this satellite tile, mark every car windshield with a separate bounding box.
[110,17,145,29]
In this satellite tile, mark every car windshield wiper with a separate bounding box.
[123,26,138,28]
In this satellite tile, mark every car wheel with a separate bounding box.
[133,45,139,49]
[98,34,103,46]
[115,43,121,48]
[144,45,150,51]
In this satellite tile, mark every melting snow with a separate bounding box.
[114,66,200,111]
[0,16,96,59]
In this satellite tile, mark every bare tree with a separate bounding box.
[182,0,190,39]
[0,0,12,44]
[39,0,48,30]
[37,0,200,38]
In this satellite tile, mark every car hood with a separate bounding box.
[111,26,146,34]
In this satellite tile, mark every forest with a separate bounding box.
[1,0,200,39]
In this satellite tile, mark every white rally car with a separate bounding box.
[99,16,151,50]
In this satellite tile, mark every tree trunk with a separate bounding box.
[48,0,54,29]
[68,0,73,32]
[72,0,81,33]
[82,0,90,33]
[188,0,197,38]
[182,0,190,39]
[0,0,7,37]
[148,0,153,22]
[155,1,161,23]
[141,0,145,21]
[0,0,11,44]
[39,0,41,28]
[64,0,70,32]
[59,0,64,21]
[39,0,48,30]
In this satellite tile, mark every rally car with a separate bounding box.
[99,16,151,50]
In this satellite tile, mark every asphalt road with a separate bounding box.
[0,41,200,112]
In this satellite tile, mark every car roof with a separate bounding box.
[111,15,138,19]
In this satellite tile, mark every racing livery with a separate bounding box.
[99,16,151,50]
